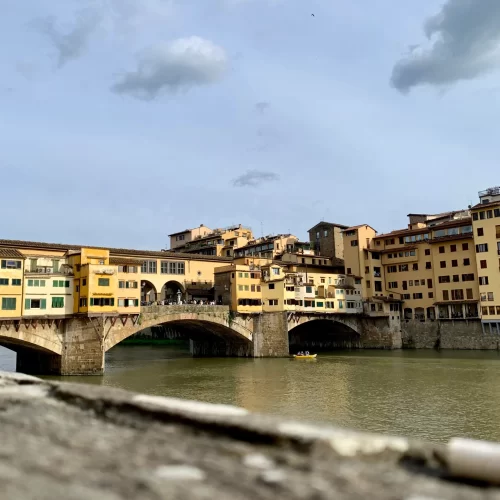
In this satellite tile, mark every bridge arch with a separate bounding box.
[141,280,157,302]
[104,308,254,355]
[0,326,62,355]
[288,318,361,352]
[160,280,185,302]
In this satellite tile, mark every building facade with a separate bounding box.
[308,222,348,260]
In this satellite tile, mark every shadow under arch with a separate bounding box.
[288,319,361,353]
[160,280,185,302]
[107,319,253,357]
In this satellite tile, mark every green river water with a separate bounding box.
[1,345,500,443]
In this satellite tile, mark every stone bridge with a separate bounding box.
[0,306,401,376]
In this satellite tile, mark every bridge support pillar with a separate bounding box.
[252,312,289,357]
[60,318,105,375]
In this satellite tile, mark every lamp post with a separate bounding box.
[177,289,181,305]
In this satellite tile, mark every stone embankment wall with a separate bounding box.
[1,370,499,499]
[402,319,500,350]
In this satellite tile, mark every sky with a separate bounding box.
[2,0,500,250]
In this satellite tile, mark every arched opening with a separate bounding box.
[415,307,425,322]
[141,280,158,303]
[160,281,185,303]
[0,339,61,375]
[288,319,360,353]
[108,319,253,357]
[404,308,413,321]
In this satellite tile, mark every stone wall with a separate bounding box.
[360,316,402,349]
[61,318,105,375]
[252,312,289,357]
[402,319,500,350]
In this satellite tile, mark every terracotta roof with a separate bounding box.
[374,227,429,239]
[471,200,500,210]
[428,217,472,230]
[0,248,25,259]
[0,239,232,263]
[308,221,349,231]
[109,257,144,266]
[378,245,417,254]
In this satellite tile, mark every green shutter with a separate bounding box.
[134,299,139,307]
[90,298,94,306]
[40,299,46,310]
[27,279,33,286]
[65,281,69,288]
[53,280,58,287]
[110,298,114,306]
[25,299,30,310]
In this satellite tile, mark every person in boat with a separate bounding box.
[297,351,304,356]
[305,351,310,356]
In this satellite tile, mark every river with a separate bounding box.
[1,345,500,443]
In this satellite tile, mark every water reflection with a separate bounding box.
[2,345,500,443]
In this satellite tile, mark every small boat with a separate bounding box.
[293,354,317,359]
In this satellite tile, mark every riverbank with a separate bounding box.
[1,370,499,499]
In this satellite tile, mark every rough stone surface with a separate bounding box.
[253,312,289,357]
[1,371,500,499]
[402,320,500,350]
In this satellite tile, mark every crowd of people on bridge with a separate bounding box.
[141,299,219,307]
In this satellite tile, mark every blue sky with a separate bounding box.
[2,0,500,249]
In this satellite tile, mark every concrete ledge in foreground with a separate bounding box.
[0,371,499,500]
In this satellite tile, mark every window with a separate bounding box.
[1,260,21,269]
[306,286,313,293]
[268,299,279,306]
[450,244,456,252]
[412,263,418,271]
[127,281,138,289]
[98,278,110,286]
[477,228,484,237]
[473,212,478,221]
[425,249,431,256]
[439,276,450,283]
[320,277,325,283]
[428,292,434,298]
[452,275,459,282]
[439,246,445,254]
[443,290,449,301]
[490,306,496,315]
[462,243,469,251]
[387,266,397,273]
[413,293,423,299]
[427,279,433,288]
[238,285,243,291]
[346,268,351,274]
[374,281,382,292]
[476,244,488,253]
[82,279,86,286]
[12,279,21,286]
[451,260,458,267]
[0,278,8,286]
[479,276,489,286]
[272,268,280,276]
[399,264,408,272]
[257,286,261,292]
[480,211,485,220]
[495,209,500,218]
[487,292,495,301]
[487,210,493,219]
[79,298,87,307]
[89,298,115,306]
[480,260,487,269]
[402,294,410,300]
[440,261,446,268]
[1,298,16,310]
[142,260,157,274]
[119,281,125,288]
[388,282,398,289]
[496,225,500,238]
[52,297,64,308]
[451,289,464,301]
[423,262,431,270]
[53,280,70,288]
[409,280,413,286]
[482,307,488,315]
[463,258,470,266]
[466,289,473,300]
[350,240,359,247]
[366,280,371,288]
[269,283,275,290]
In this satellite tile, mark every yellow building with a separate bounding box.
[169,224,253,257]
[0,250,25,318]
[470,187,500,331]
[168,224,213,250]
[234,234,298,260]
[343,213,479,323]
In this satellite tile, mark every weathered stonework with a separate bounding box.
[253,312,289,357]
[402,319,500,350]
[1,371,499,499]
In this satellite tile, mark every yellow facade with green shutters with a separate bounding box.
[0,250,25,318]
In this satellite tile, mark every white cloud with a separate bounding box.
[232,170,280,187]
[391,0,500,93]
[111,36,228,100]
[36,8,101,68]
